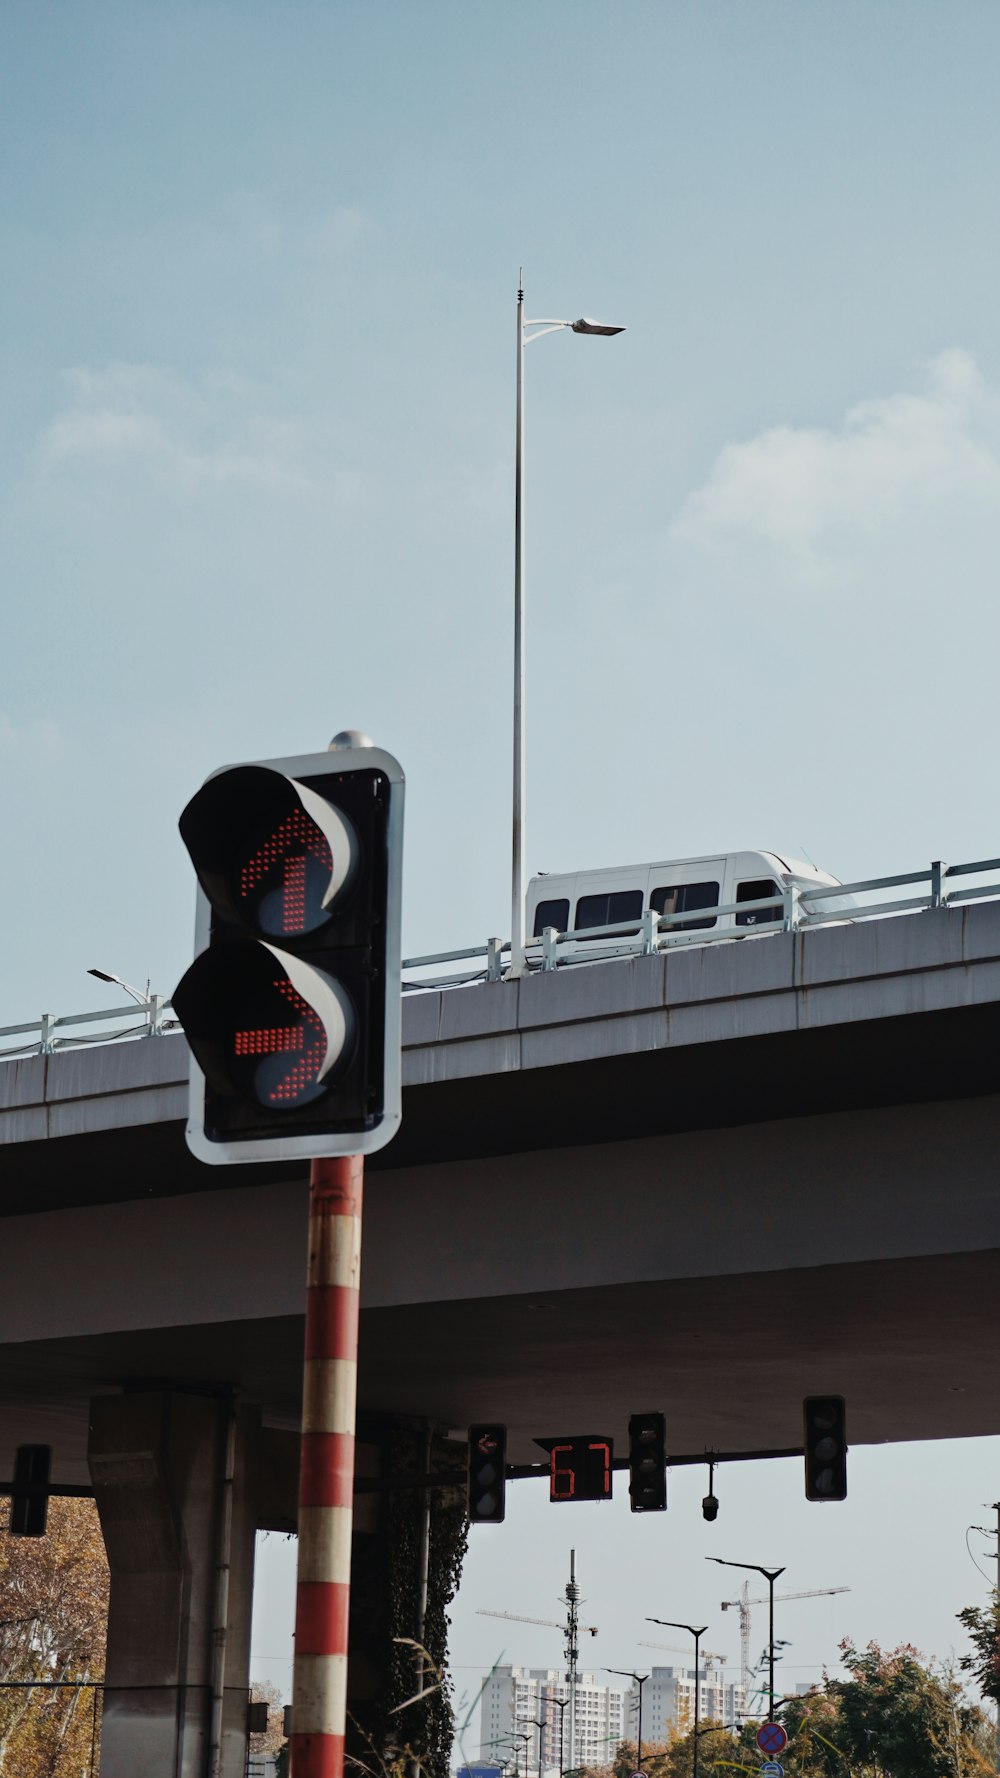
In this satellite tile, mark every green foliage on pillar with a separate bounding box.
[383,1425,469,1778]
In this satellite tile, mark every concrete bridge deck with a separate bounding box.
[0,900,998,1480]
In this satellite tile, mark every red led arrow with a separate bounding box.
[239,809,333,934]
[234,981,326,1104]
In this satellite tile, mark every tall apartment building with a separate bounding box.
[479,1666,626,1773]
[625,1668,746,1745]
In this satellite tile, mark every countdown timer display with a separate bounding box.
[535,1436,614,1502]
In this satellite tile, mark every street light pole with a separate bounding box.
[550,1695,570,1778]
[646,1619,709,1778]
[508,279,625,977]
[607,1671,649,1774]
[707,1560,785,1724]
[511,274,526,978]
[519,1715,547,1778]
[506,1731,531,1778]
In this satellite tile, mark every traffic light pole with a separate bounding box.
[291,1155,364,1778]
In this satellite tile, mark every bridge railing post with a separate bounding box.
[782,883,800,932]
[542,927,559,972]
[641,907,658,955]
[930,860,948,909]
[486,937,504,983]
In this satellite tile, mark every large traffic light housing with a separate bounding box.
[803,1395,848,1501]
[628,1412,667,1512]
[468,1424,507,1524]
[173,743,404,1164]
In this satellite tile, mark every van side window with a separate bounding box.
[575,889,643,934]
[736,878,781,926]
[533,897,570,937]
[650,881,719,932]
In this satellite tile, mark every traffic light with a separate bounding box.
[468,1424,507,1523]
[9,1444,51,1537]
[173,740,404,1164]
[628,1412,667,1512]
[803,1395,848,1500]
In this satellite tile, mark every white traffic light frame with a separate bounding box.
[182,743,404,1165]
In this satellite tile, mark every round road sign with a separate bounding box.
[757,1724,788,1756]
[760,1763,784,1777]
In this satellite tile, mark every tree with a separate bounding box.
[825,1642,992,1778]
[957,1593,1000,1708]
[580,1646,994,1778]
[661,1720,749,1778]
[250,1677,287,1758]
[0,1497,109,1777]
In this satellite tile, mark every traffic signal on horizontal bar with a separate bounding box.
[628,1411,667,1512]
[173,741,404,1164]
[468,1425,506,1523]
[803,1395,847,1500]
[9,1444,51,1537]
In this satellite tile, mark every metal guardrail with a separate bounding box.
[2,855,999,1060]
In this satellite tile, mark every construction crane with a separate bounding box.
[479,1610,599,1637]
[720,1583,850,1698]
[638,1639,727,1667]
[477,1551,597,1772]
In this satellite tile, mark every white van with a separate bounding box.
[525,850,845,952]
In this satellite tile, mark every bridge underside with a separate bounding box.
[1,1241,996,1491]
[2,1001,999,1489]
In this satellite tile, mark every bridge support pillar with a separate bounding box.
[88,1389,259,1778]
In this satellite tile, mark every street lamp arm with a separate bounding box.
[523,322,572,344]
[646,1618,709,1636]
[707,1560,786,1582]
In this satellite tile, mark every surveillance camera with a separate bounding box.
[702,1492,719,1522]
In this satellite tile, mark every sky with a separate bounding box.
[3,0,1000,1740]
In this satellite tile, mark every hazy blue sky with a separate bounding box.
[5,1,1000,1025]
[3,0,1000,1729]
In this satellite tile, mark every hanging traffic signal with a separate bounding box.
[803,1395,848,1500]
[9,1444,51,1537]
[468,1425,507,1524]
[173,739,404,1164]
[628,1412,667,1513]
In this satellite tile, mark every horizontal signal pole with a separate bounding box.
[353,1444,807,1495]
[506,1444,804,1481]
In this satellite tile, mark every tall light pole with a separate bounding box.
[646,1620,709,1778]
[707,1560,785,1724]
[549,1694,570,1778]
[505,1731,532,1778]
[509,275,625,976]
[607,1670,649,1775]
[519,1716,547,1778]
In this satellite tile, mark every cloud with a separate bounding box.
[673,350,1000,553]
[35,363,362,501]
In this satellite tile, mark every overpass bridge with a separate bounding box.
[2,897,1000,1774]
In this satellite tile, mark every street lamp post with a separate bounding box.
[504,1731,532,1778]
[646,1619,709,1778]
[509,276,625,976]
[607,1670,649,1775]
[519,1716,547,1778]
[549,1695,570,1778]
[707,1559,786,1724]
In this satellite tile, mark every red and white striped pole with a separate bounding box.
[291,1154,364,1778]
